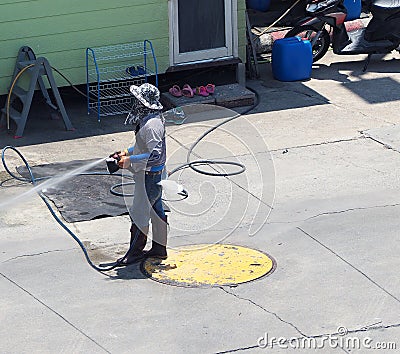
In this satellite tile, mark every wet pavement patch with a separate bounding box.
[17,160,129,222]
[141,244,275,288]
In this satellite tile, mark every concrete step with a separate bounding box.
[161,84,255,109]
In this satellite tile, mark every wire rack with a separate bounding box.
[86,40,158,121]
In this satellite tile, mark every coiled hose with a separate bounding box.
[1,88,259,273]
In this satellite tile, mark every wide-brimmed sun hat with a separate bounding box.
[129,83,163,110]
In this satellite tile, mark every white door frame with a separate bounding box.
[169,0,238,66]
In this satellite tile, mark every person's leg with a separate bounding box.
[130,171,152,230]
[145,173,168,259]
[119,171,151,264]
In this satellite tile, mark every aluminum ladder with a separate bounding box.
[0,46,74,138]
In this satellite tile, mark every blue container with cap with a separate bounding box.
[247,0,271,12]
[272,37,313,82]
[343,0,361,21]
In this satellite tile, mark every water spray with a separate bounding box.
[1,146,121,271]
[0,155,106,209]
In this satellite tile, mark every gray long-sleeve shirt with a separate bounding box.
[127,113,166,172]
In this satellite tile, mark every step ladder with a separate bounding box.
[0,46,74,138]
[245,11,260,79]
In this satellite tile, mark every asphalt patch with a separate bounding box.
[17,159,130,222]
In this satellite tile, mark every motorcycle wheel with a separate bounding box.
[285,26,330,63]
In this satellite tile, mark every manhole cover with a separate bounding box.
[141,244,276,288]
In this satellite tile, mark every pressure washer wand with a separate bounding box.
[106,151,121,174]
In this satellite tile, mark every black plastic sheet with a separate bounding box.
[17,160,130,223]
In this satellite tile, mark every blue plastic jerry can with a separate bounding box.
[272,37,313,82]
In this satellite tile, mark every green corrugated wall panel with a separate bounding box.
[0,0,157,22]
[237,0,247,63]
[0,4,166,43]
[0,0,168,95]
[0,0,246,95]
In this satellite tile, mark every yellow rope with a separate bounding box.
[6,64,35,130]
[252,0,302,41]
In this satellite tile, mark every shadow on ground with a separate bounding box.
[2,55,397,148]
[312,55,400,104]
[106,263,149,281]
[256,62,330,112]
[256,53,400,112]
[313,53,400,81]
[0,88,132,148]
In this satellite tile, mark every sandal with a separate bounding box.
[205,84,215,94]
[126,66,139,76]
[182,84,194,98]
[195,86,209,97]
[169,85,182,97]
[137,65,146,75]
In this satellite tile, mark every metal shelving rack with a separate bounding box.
[86,40,158,121]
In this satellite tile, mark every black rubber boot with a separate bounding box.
[129,224,148,252]
[118,224,148,265]
[145,216,168,260]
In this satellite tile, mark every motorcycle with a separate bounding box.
[284,0,400,70]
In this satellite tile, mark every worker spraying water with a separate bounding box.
[109,83,169,265]
[1,94,272,274]
[0,83,184,272]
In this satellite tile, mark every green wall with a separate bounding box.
[0,0,246,95]
[238,0,247,62]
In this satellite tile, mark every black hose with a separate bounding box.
[172,86,259,178]
[1,146,123,272]
[51,66,98,101]
[1,86,260,273]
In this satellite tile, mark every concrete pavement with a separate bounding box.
[1,50,400,353]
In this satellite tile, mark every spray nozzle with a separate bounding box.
[106,152,121,174]
[109,151,122,160]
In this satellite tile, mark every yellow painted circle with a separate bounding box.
[141,244,275,287]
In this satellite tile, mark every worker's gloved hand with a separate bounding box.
[109,150,129,161]
[117,156,131,169]
[109,151,121,159]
